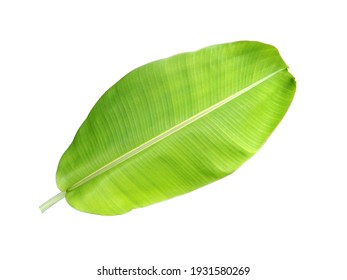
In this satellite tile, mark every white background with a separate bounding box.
[1,0,346,279]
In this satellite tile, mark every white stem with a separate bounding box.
[39,192,66,213]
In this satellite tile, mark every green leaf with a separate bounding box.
[40,41,296,215]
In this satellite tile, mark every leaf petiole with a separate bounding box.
[39,192,66,213]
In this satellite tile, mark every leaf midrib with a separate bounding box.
[67,68,286,192]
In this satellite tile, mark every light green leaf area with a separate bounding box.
[42,41,296,215]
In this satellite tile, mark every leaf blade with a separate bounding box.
[54,41,295,215]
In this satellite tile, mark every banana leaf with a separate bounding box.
[40,41,296,215]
